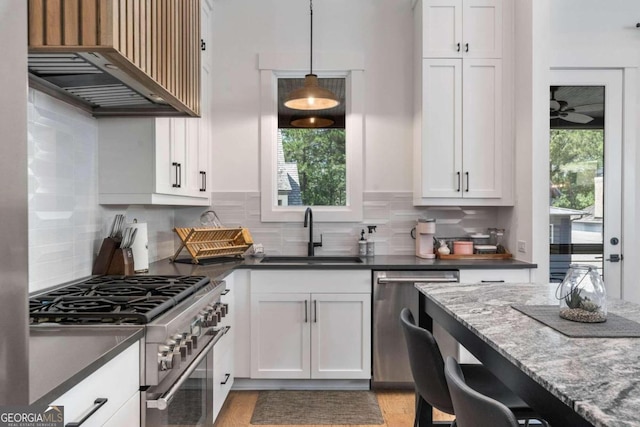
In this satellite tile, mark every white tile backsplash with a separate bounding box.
[175,191,505,257]
[27,90,176,292]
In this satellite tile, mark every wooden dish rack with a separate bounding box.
[171,227,254,264]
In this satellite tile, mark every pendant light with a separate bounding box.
[290,116,334,128]
[284,0,340,111]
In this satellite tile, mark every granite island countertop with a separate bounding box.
[416,282,640,427]
[29,326,143,406]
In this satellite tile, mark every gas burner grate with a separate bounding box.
[29,275,212,325]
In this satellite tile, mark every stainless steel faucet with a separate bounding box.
[303,207,323,256]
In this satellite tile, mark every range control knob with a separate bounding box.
[157,346,175,371]
[182,333,193,354]
[221,303,229,317]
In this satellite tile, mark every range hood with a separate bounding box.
[28,0,201,117]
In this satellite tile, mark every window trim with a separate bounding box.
[259,53,364,222]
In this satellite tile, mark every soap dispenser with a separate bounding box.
[366,225,377,256]
[358,230,367,256]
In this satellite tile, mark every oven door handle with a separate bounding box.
[376,277,458,284]
[147,326,230,410]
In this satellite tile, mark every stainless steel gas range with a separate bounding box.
[29,275,231,427]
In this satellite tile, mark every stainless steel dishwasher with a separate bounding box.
[372,270,459,388]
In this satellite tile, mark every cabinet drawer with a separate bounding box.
[459,269,531,283]
[250,270,371,294]
[50,342,140,426]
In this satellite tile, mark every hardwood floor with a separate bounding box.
[213,390,455,427]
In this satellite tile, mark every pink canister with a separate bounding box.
[453,241,473,255]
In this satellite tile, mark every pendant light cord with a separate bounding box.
[309,0,313,75]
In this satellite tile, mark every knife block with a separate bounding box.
[92,237,121,275]
[106,248,135,275]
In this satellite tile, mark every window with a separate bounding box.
[277,77,346,207]
[259,53,364,222]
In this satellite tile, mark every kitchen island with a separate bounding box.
[417,282,640,427]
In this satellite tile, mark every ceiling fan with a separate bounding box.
[550,86,600,124]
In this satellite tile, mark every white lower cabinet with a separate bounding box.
[50,342,140,427]
[213,279,234,421]
[249,270,371,380]
[213,329,234,420]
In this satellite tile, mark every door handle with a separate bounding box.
[606,254,623,262]
[465,43,469,52]
[465,172,469,192]
[456,172,461,192]
[456,43,461,52]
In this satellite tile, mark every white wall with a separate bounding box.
[209,0,415,192]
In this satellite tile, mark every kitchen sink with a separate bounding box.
[259,256,364,264]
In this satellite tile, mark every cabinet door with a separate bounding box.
[462,59,502,198]
[51,343,139,426]
[462,0,502,58]
[171,118,188,193]
[213,329,233,422]
[310,293,371,379]
[422,0,462,58]
[185,117,202,196]
[250,293,310,379]
[102,392,140,427]
[421,59,462,198]
[155,118,187,195]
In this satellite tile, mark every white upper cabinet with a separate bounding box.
[414,0,512,206]
[422,0,502,58]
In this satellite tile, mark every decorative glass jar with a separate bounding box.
[556,265,607,323]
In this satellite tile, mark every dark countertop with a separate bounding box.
[29,255,535,406]
[149,255,537,280]
[29,326,143,405]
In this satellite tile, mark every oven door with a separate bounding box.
[144,326,230,427]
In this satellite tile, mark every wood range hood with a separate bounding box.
[28,0,201,117]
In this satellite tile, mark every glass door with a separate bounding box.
[549,70,623,298]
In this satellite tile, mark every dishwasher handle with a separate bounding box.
[376,277,458,284]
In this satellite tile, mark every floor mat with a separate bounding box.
[250,390,384,425]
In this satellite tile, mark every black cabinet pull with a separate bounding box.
[221,289,230,295]
[465,172,469,192]
[201,39,206,51]
[220,373,231,385]
[199,171,207,192]
[172,162,179,188]
[456,172,461,192]
[304,300,308,323]
[66,398,108,427]
[465,43,469,52]
[314,300,317,323]
[456,42,461,52]
[481,280,505,283]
